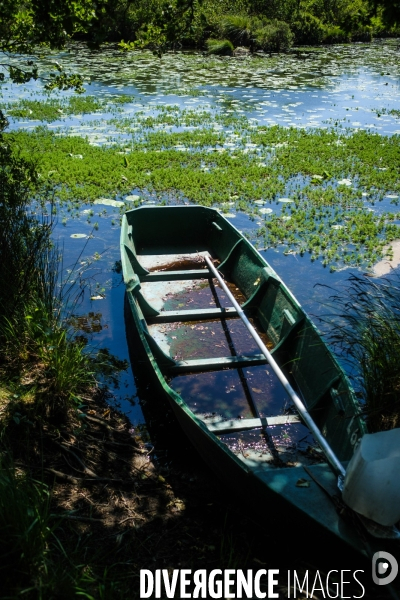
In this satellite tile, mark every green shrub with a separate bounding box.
[220,14,254,47]
[0,122,95,421]
[254,19,294,53]
[291,12,325,45]
[351,26,373,42]
[0,133,49,331]
[206,38,234,55]
[370,12,387,37]
[322,24,350,44]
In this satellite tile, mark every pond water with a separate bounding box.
[2,39,400,425]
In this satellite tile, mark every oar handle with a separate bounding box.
[204,255,346,479]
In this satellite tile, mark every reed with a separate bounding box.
[324,274,400,431]
[0,123,95,420]
[0,457,52,596]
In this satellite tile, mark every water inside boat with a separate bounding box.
[136,250,322,469]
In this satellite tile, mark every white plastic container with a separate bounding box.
[342,428,400,526]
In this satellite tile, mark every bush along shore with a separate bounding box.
[95,0,400,56]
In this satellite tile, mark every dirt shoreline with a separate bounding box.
[373,240,400,276]
[6,393,392,599]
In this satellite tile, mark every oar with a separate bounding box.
[205,255,400,547]
[204,255,346,481]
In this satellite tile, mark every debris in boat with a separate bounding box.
[296,478,310,488]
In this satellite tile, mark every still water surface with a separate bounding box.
[2,40,400,424]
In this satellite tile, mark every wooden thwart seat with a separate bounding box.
[168,353,267,374]
[139,269,212,282]
[202,414,301,434]
[147,307,238,323]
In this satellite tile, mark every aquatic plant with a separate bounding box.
[6,112,400,271]
[323,274,400,431]
[6,95,132,123]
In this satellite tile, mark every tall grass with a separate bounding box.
[0,115,95,420]
[324,274,400,432]
[0,457,52,596]
[0,111,101,597]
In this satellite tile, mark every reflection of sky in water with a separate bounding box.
[2,40,400,138]
[2,40,400,424]
[4,72,400,137]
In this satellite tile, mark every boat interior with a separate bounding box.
[122,206,365,470]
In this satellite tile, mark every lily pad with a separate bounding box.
[337,179,352,186]
[125,194,141,202]
[311,175,323,183]
[218,211,236,218]
[70,233,87,239]
[279,198,294,203]
[259,208,273,214]
[94,198,124,207]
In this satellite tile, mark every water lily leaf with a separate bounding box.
[70,233,87,238]
[311,175,323,183]
[337,178,352,186]
[260,207,273,214]
[94,198,124,207]
[125,194,141,202]
[278,198,294,203]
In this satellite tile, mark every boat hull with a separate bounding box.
[122,206,368,556]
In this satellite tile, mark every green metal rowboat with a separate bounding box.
[121,205,370,553]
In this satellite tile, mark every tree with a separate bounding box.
[0,0,111,91]
[372,0,400,26]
